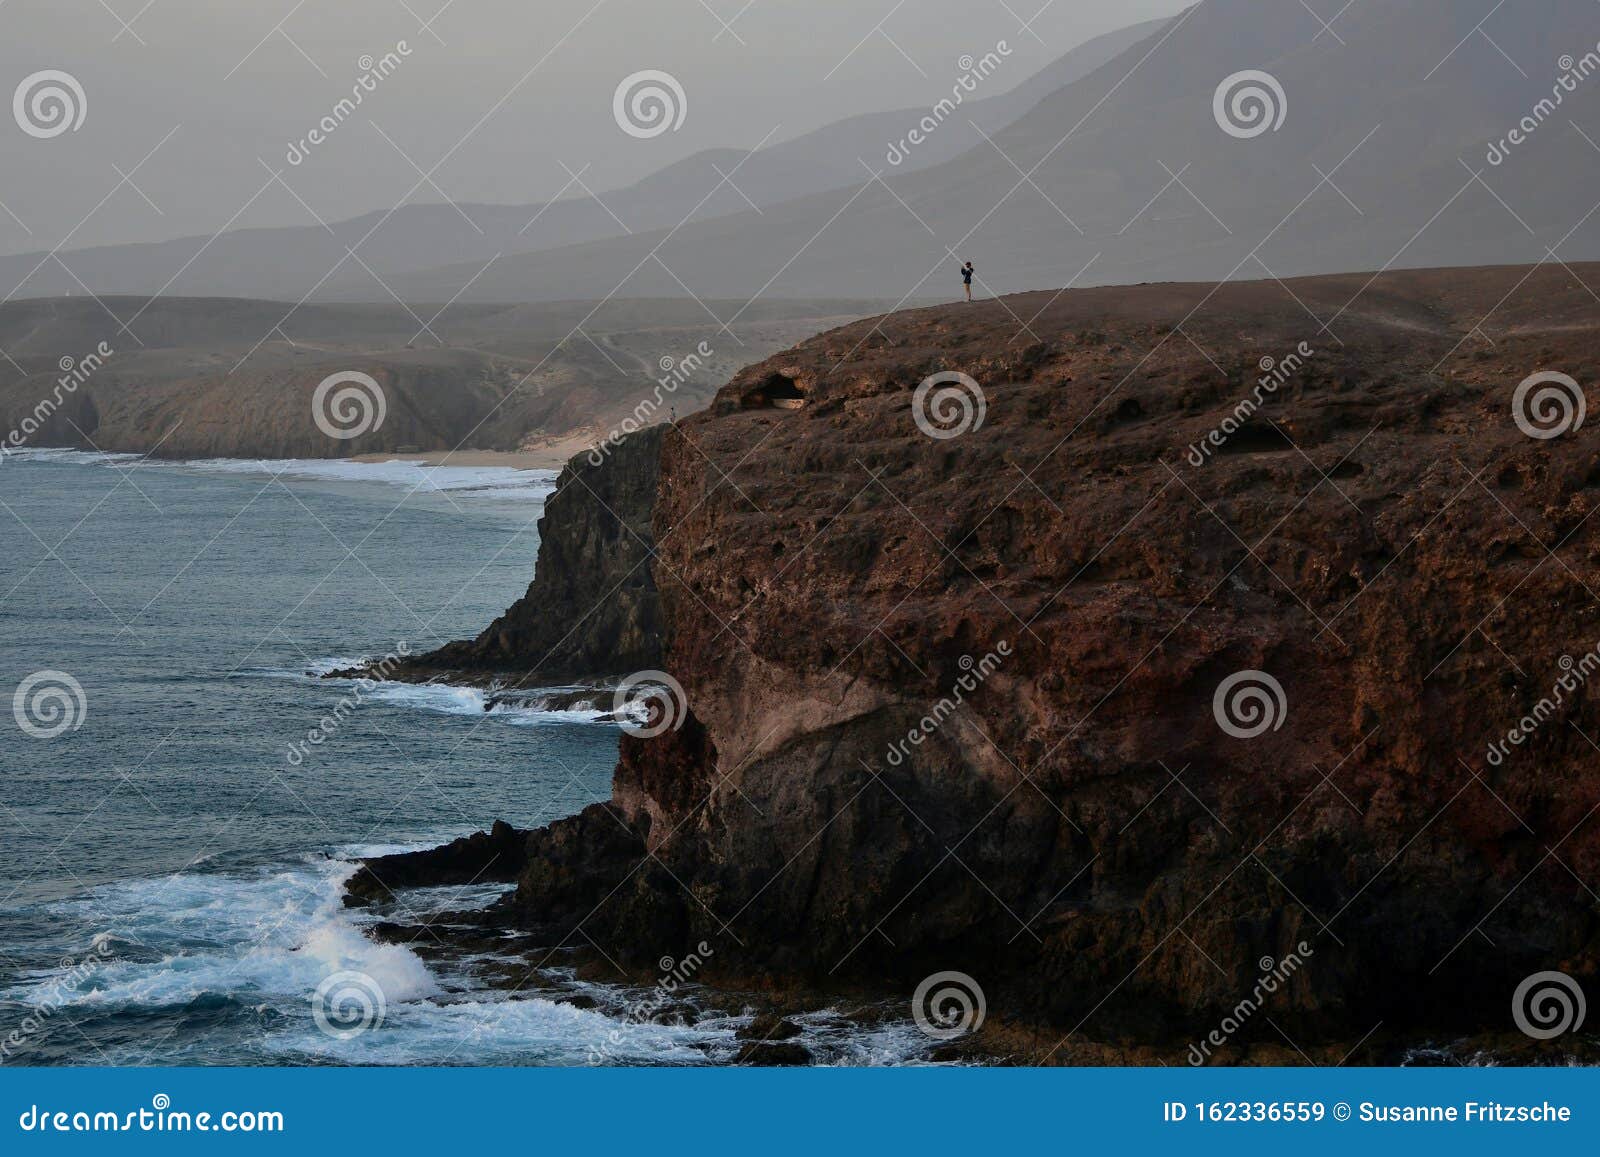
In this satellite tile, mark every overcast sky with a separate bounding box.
[0,0,1192,256]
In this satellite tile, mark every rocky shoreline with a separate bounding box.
[360,424,666,691]
[345,265,1600,1064]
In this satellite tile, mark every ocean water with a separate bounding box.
[0,452,927,1066]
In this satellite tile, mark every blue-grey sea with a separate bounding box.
[0,451,924,1066]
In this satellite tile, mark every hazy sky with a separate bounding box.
[0,0,1192,255]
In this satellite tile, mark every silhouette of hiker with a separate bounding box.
[961,260,975,301]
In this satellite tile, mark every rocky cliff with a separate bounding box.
[362,264,1600,1062]
[387,424,666,686]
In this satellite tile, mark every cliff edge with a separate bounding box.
[359,264,1600,1061]
[387,424,665,686]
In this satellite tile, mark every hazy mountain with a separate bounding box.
[366,0,1600,306]
[0,19,1162,306]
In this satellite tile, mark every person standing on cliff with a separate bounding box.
[961,260,975,301]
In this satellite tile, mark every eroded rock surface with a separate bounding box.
[362,266,1600,1060]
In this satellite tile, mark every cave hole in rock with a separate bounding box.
[741,373,806,410]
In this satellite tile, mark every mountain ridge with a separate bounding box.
[363,0,1600,305]
[0,18,1165,305]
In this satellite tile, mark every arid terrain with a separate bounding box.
[352,261,1600,1064]
[0,296,884,459]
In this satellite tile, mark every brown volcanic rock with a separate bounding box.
[510,264,1600,1056]
[364,264,1600,1059]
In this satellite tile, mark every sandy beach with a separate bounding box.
[352,429,612,472]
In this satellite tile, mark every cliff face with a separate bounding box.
[382,265,1600,1057]
[398,424,665,684]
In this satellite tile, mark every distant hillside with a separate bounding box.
[0,19,1161,304]
[369,0,1600,303]
[0,296,884,459]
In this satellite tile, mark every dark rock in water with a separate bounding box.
[344,819,528,906]
[483,686,614,714]
[347,267,1600,1060]
[737,1014,804,1042]
[735,1041,812,1067]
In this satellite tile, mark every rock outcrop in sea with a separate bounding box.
[385,424,666,687]
[353,264,1600,1062]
